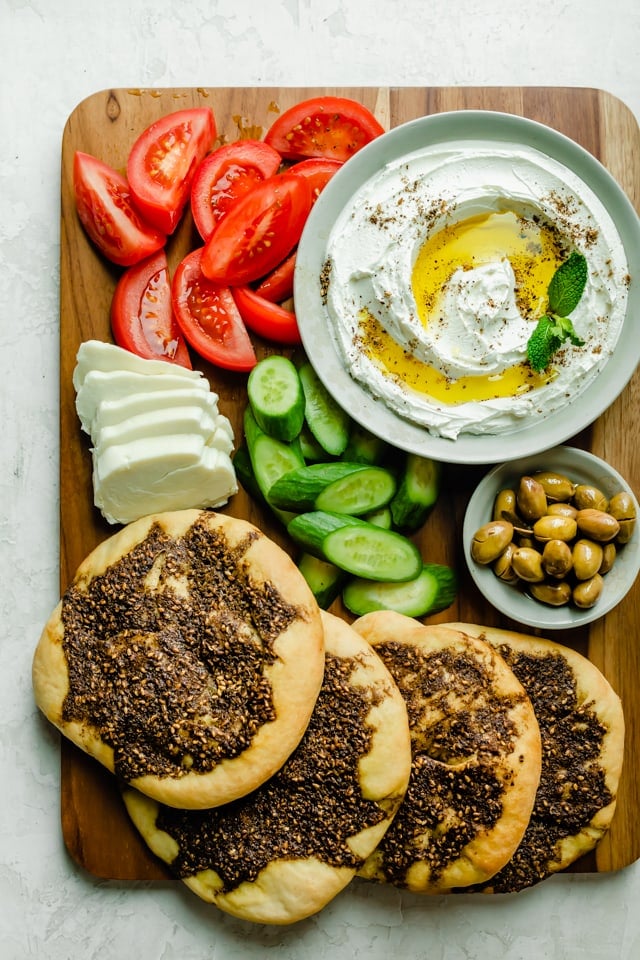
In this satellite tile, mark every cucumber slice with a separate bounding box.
[342,563,457,618]
[287,511,422,582]
[247,355,305,442]
[298,361,351,456]
[243,407,305,524]
[363,505,393,529]
[297,552,348,609]
[390,453,441,531]
[298,424,333,463]
[232,443,265,504]
[342,423,389,464]
[268,462,396,515]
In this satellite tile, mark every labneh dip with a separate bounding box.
[323,139,630,439]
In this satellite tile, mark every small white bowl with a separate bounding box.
[462,445,640,630]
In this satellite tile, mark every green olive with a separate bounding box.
[493,541,519,583]
[532,514,578,543]
[608,490,637,522]
[608,492,637,545]
[572,573,604,609]
[541,539,573,578]
[533,470,576,502]
[493,488,517,522]
[471,520,514,565]
[516,476,548,522]
[616,518,636,545]
[546,502,578,520]
[572,538,604,580]
[530,580,572,606]
[599,542,617,575]
[573,484,609,512]
[576,508,620,542]
[516,534,537,550]
[511,546,545,582]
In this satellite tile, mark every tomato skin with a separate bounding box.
[200,173,312,286]
[73,151,166,267]
[127,107,216,235]
[264,96,385,161]
[172,248,257,372]
[190,140,282,241]
[288,157,343,203]
[110,250,192,368]
[232,286,301,346]
[254,250,297,303]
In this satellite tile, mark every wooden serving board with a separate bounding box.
[59,86,640,882]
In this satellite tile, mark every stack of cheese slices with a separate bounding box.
[73,341,237,525]
[32,510,624,924]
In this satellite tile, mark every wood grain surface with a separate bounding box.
[58,86,640,882]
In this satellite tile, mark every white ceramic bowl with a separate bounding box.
[294,110,640,465]
[462,445,640,630]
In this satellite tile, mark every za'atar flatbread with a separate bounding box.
[350,612,543,893]
[32,509,325,809]
[444,622,625,892]
[122,611,412,925]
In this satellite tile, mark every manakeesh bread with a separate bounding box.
[122,611,413,925]
[444,623,625,892]
[32,509,326,809]
[350,612,543,893]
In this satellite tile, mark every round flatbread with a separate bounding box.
[122,610,412,925]
[32,509,325,809]
[444,622,625,892]
[350,611,542,894]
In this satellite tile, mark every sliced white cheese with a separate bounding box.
[76,369,210,434]
[93,404,221,457]
[73,339,202,391]
[93,437,238,525]
[92,387,220,431]
[73,339,239,526]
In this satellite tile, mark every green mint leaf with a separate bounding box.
[547,251,588,317]
[553,314,585,348]
[526,316,561,372]
[526,314,585,372]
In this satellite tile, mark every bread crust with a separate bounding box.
[351,611,543,893]
[123,611,412,924]
[32,509,325,809]
[444,622,625,892]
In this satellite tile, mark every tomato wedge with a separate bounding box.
[200,173,312,286]
[190,140,282,241]
[232,286,301,345]
[172,248,257,372]
[110,250,192,367]
[127,107,216,235]
[264,96,385,161]
[288,157,343,203]
[73,151,166,267]
[254,250,297,303]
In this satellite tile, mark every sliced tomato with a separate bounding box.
[232,286,301,346]
[288,157,343,203]
[73,151,166,267]
[254,250,297,303]
[200,173,312,286]
[110,250,192,367]
[127,107,216,235]
[190,139,282,241]
[171,248,257,372]
[264,96,385,162]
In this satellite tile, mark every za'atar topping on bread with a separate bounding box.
[444,623,625,892]
[122,612,412,925]
[32,509,325,809]
[351,613,543,894]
